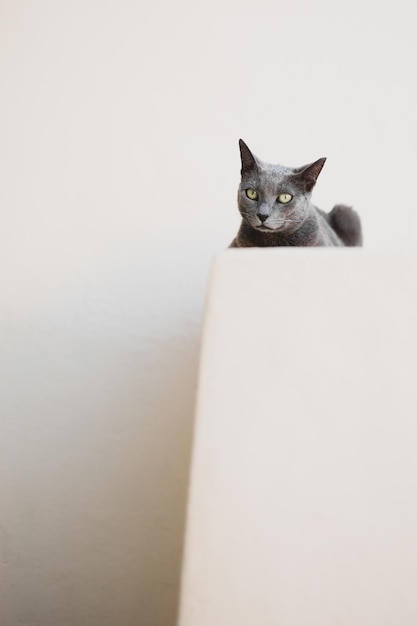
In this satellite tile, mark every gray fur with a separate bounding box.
[230,140,362,248]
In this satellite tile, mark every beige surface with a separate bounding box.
[179,249,417,626]
[1,0,417,624]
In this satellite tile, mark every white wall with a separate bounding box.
[0,0,416,625]
[180,249,417,626]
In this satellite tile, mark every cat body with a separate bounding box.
[230,140,362,248]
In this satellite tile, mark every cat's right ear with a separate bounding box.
[290,158,327,192]
[239,139,258,176]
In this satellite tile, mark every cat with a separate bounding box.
[230,139,362,247]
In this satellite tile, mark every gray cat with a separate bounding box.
[230,140,362,247]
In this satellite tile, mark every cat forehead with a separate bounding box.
[248,162,294,190]
[259,162,293,179]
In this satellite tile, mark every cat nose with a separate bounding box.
[257,212,269,223]
[257,204,270,222]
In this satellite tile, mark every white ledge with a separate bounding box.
[179,249,417,626]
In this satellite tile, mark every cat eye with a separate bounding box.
[278,193,293,204]
[246,188,258,201]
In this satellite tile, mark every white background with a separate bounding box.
[1,1,416,625]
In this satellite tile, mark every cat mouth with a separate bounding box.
[256,224,282,232]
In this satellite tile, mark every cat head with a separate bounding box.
[237,139,326,234]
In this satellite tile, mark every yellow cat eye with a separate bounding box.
[246,188,258,201]
[278,193,293,204]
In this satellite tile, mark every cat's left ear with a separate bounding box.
[239,139,258,176]
[290,157,327,192]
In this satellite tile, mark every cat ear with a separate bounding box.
[290,157,327,192]
[239,139,258,175]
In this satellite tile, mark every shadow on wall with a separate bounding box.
[0,236,209,626]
